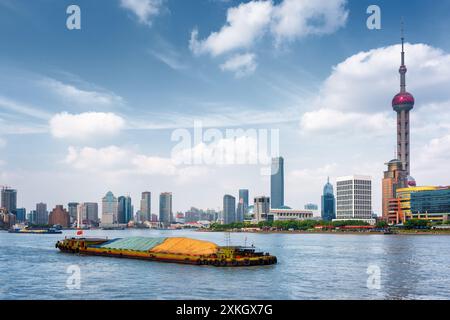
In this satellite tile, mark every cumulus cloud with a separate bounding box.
[172,135,263,167]
[300,43,450,135]
[190,0,348,73]
[220,53,257,77]
[49,112,125,139]
[64,145,209,181]
[271,0,348,42]
[41,78,124,107]
[190,1,273,56]
[120,0,163,26]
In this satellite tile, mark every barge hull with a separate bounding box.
[56,237,277,267]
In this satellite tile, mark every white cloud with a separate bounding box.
[190,0,348,73]
[300,108,393,135]
[220,53,257,77]
[190,1,273,56]
[417,134,450,166]
[271,0,348,42]
[300,43,450,135]
[65,146,130,171]
[172,135,261,166]
[120,0,162,26]
[49,112,125,139]
[41,78,124,107]
[64,145,209,181]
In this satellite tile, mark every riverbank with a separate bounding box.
[197,229,450,236]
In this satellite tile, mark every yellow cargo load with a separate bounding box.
[150,237,218,256]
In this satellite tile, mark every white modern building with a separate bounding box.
[269,208,314,221]
[335,175,375,225]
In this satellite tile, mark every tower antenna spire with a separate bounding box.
[399,18,407,93]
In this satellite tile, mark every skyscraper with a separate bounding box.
[140,191,151,222]
[223,194,236,225]
[336,175,373,222]
[159,192,172,227]
[321,177,336,221]
[1,187,17,214]
[392,28,415,176]
[68,202,79,223]
[236,189,249,222]
[77,202,98,228]
[35,202,48,225]
[102,191,118,225]
[254,196,270,223]
[271,157,284,209]
[15,208,26,222]
[118,195,133,224]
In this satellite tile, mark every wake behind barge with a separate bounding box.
[56,236,277,267]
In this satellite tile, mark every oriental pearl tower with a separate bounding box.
[392,26,415,180]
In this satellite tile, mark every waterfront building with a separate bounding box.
[236,189,249,222]
[382,159,407,220]
[102,191,118,225]
[321,178,336,221]
[159,192,173,227]
[411,188,450,218]
[392,30,415,176]
[0,209,16,228]
[140,191,151,222]
[388,186,450,224]
[223,195,236,225]
[49,205,70,228]
[335,175,374,224]
[269,208,314,221]
[68,202,79,223]
[118,195,133,224]
[35,202,48,225]
[76,202,99,228]
[15,208,26,222]
[271,157,284,209]
[254,196,270,223]
[1,187,17,214]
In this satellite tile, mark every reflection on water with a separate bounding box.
[1,229,449,300]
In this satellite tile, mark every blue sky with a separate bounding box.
[1,0,450,216]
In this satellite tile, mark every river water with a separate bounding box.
[1,229,449,300]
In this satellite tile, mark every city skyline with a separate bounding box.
[1,1,450,214]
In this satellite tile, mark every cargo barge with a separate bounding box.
[56,236,277,267]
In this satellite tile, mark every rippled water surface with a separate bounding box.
[1,229,449,300]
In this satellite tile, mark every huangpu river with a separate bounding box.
[1,229,450,300]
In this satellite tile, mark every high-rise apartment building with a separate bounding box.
[35,202,48,225]
[1,187,17,214]
[159,192,172,227]
[140,191,151,222]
